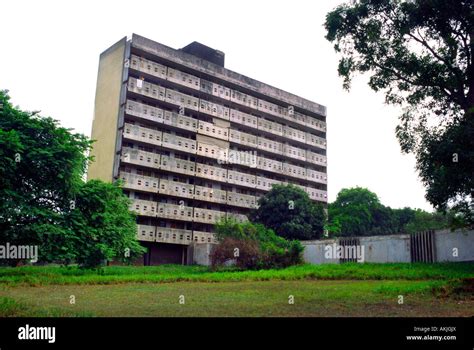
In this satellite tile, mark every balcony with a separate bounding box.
[159,155,196,176]
[227,170,257,188]
[228,129,257,148]
[257,156,283,174]
[226,192,257,208]
[306,169,328,184]
[130,55,168,80]
[282,144,306,162]
[197,120,229,141]
[156,227,193,245]
[121,148,161,170]
[283,125,306,144]
[128,77,166,101]
[306,132,327,150]
[167,67,200,90]
[306,150,327,167]
[193,207,226,224]
[123,123,162,147]
[157,203,193,221]
[282,163,307,179]
[165,89,200,111]
[163,111,198,133]
[130,199,157,217]
[226,213,248,223]
[230,109,257,128]
[199,99,230,120]
[256,176,281,191]
[162,133,197,154]
[305,187,328,202]
[125,100,164,124]
[257,118,283,137]
[119,172,159,193]
[194,185,227,204]
[193,231,218,244]
[231,90,258,109]
[158,179,194,199]
[137,224,156,242]
[195,163,227,182]
[257,137,283,155]
[196,142,227,161]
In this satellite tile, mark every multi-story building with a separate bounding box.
[88,34,327,265]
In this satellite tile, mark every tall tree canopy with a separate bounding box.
[327,187,451,236]
[0,90,144,267]
[325,0,474,223]
[250,184,326,240]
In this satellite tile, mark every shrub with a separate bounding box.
[211,218,304,269]
[210,237,262,269]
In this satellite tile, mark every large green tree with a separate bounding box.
[250,184,326,240]
[0,90,144,267]
[327,187,450,236]
[325,0,474,223]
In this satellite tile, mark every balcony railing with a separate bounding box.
[193,207,226,224]
[156,227,193,245]
[129,56,327,133]
[121,148,161,169]
[119,172,159,193]
[194,185,227,204]
[159,155,196,176]
[157,202,193,221]
[137,224,156,242]
[130,199,157,217]
[123,123,162,147]
[226,192,257,208]
[158,179,194,199]
[193,231,218,244]
[161,133,197,154]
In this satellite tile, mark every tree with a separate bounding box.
[0,90,144,267]
[0,89,91,257]
[325,0,474,222]
[327,187,390,236]
[63,180,145,268]
[327,187,451,236]
[250,184,325,240]
[212,218,304,269]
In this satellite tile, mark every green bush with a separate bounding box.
[211,218,304,269]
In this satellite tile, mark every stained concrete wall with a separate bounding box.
[435,229,474,262]
[192,243,216,266]
[359,234,411,263]
[302,229,474,264]
[88,37,126,182]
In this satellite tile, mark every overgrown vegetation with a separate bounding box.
[0,90,144,267]
[325,0,474,224]
[211,218,303,269]
[326,187,464,237]
[0,263,471,287]
[250,184,326,240]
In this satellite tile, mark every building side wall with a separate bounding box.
[88,37,126,182]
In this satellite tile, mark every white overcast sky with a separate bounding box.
[0,0,433,211]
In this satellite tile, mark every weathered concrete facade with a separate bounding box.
[302,229,474,264]
[89,34,327,265]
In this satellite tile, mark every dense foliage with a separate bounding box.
[210,218,304,269]
[326,187,454,236]
[250,184,326,240]
[0,90,144,267]
[325,0,474,224]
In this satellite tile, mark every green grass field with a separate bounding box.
[0,263,472,317]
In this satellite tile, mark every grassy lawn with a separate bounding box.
[0,263,472,317]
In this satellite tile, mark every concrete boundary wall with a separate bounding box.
[302,229,474,264]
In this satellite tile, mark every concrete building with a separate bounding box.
[88,34,327,265]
